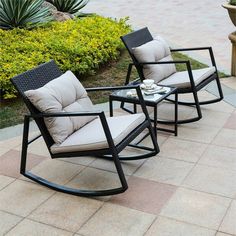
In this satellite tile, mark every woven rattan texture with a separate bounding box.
[11,60,63,147]
[11,60,62,96]
[121,27,153,57]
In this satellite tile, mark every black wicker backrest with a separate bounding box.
[11,60,63,148]
[121,27,153,80]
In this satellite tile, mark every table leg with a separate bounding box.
[133,103,137,113]
[174,91,178,136]
[109,97,113,117]
[154,105,157,137]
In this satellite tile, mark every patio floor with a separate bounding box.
[85,0,235,74]
[0,78,236,236]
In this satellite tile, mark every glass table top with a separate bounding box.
[111,85,175,103]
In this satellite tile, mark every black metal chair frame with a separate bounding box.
[11,60,159,197]
[121,27,224,124]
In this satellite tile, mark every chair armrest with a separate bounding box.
[87,84,151,124]
[170,47,211,52]
[85,85,139,92]
[125,63,135,85]
[87,85,149,118]
[26,111,102,118]
[170,47,216,67]
[138,60,189,66]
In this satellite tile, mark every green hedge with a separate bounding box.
[0,16,131,99]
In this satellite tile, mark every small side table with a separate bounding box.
[109,86,178,136]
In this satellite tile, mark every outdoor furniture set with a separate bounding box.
[10,27,223,197]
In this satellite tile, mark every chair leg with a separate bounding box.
[110,148,128,190]
[23,171,127,197]
[119,120,159,160]
[147,119,160,153]
[159,71,225,124]
[20,116,30,175]
[20,119,128,197]
[171,75,224,106]
[157,88,202,125]
[100,121,159,161]
[200,73,224,105]
[216,74,224,99]
[192,88,202,120]
[22,157,127,197]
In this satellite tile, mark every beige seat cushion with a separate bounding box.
[159,67,216,88]
[50,113,145,153]
[132,36,176,83]
[24,71,95,144]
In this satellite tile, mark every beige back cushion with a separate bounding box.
[24,71,95,144]
[132,36,176,83]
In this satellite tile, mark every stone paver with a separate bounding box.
[30,159,84,185]
[134,156,194,186]
[89,155,145,176]
[0,147,9,156]
[29,193,103,232]
[0,150,46,178]
[0,211,22,235]
[159,137,208,163]
[196,110,230,128]
[67,167,123,191]
[110,176,177,215]
[160,188,231,230]
[199,145,236,171]
[6,219,73,236]
[212,128,236,149]
[145,216,216,236]
[222,77,236,90]
[219,200,236,235]
[201,100,235,113]
[224,111,236,129]
[177,123,220,143]
[0,180,53,217]
[78,203,155,236]
[215,233,233,236]
[0,136,22,150]
[183,164,236,198]
[14,137,51,157]
[0,175,15,190]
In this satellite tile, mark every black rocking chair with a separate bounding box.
[11,60,159,197]
[121,27,224,124]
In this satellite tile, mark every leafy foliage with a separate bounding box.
[0,0,52,29]
[46,0,89,14]
[0,16,131,99]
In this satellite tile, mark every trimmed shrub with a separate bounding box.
[0,16,130,99]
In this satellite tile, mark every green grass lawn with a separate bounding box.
[0,50,228,129]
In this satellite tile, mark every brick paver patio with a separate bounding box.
[0,88,236,235]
